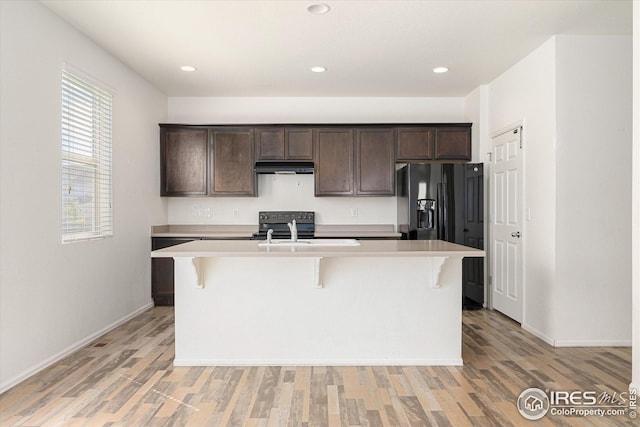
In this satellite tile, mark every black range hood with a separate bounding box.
[254,161,314,174]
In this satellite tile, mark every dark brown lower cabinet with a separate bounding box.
[151,238,195,306]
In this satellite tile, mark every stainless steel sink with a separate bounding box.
[258,239,360,247]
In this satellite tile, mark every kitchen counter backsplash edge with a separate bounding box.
[150,224,401,239]
[151,224,255,238]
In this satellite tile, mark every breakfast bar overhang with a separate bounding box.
[151,239,485,366]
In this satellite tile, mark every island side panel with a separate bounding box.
[173,256,463,365]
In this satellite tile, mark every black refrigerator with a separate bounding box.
[397,163,484,308]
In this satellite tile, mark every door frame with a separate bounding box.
[487,121,526,324]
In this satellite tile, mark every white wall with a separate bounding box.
[631,0,639,393]
[554,35,632,345]
[167,97,467,225]
[486,34,633,346]
[168,174,398,225]
[168,97,466,124]
[464,85,490,164]
[0,1,168,392]
[488,38,559,341]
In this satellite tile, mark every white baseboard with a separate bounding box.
[553,339,632,347]
[173,358,464,366]
[522,322,555,346]
[522,323,631,347]
[0,302,154,394]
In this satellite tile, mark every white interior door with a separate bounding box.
[491,127,524,322]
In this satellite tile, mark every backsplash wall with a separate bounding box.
[167,174,397,225]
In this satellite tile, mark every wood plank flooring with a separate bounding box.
[0,307,633,426]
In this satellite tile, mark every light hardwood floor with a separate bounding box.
[0,307,633,426]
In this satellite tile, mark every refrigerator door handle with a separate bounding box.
[441,182,449,241]
[442,183,449,241]
[436,183,445,240]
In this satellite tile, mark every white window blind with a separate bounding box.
[61,69,113,243]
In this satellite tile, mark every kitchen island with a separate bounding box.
[151,239,484,366]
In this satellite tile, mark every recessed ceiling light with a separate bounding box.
[433,67,449,74]
[180,65,197,72]
[307,3,330,15]
[311,66,327,73]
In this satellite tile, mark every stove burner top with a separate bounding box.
[254,211,315,240]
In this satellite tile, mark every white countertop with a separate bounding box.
[151,239,484,258]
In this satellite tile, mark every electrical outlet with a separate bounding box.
[350,208,358,217]
[233,208,240,218]
[196,207,212,217]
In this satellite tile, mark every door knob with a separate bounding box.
[511,231,521,238]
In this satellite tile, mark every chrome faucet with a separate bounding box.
[267,228,274,244]
[287,219,298,242]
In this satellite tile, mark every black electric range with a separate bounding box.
[253,211,315,240]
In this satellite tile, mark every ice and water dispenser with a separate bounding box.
[416,198,435,230]
[416,181,435,230]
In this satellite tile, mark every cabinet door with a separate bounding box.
[211,128,256,196]
[314,128,354,196]
[256,127,285,160]
[434,127,471,160]
[151,259,174,305]
[396,128,434,161]
[151,238,195,306]
[285,128,314,160]
[355,128,395,195]
[160,127,208,196]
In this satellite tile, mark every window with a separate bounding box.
[61,69,113,243]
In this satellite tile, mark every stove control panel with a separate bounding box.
[258,211,315,224]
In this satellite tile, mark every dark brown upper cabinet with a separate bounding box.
[434,126,471,160]
[160,123,472,198]
[255,127,284,160]
[396,127,434,161]
[210,128,256,196]
[396,125,472,162]
[314,128,355,196]
[160,125,256,197]
[160,127,208,196]
[255,127,313,161]
[285,128,314,160]
[355,128,395,196]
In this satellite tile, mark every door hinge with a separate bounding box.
[519,127,523,149]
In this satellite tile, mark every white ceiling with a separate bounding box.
[40,0,632,97]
